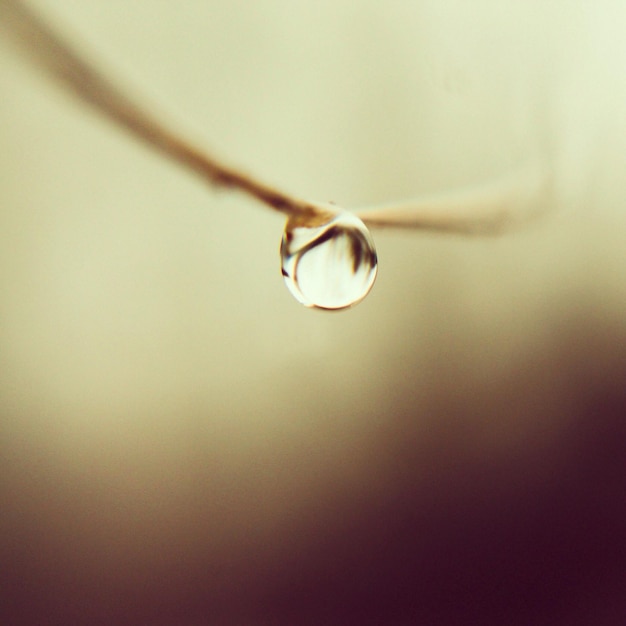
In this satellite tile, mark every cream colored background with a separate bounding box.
[1,2,626,623]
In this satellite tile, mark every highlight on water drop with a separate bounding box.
[280,211,378,310]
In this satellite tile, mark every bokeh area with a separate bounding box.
[1,1,626,624]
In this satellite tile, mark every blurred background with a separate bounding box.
[1,1,625,624]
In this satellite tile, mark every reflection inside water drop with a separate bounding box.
[280,212,378,310]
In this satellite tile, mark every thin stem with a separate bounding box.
[355,163,550,235]
[0,0,549,233]
[0,0,326,222]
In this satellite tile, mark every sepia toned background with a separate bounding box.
[1,1,626,624]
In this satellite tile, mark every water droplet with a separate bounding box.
[280,211,378,310]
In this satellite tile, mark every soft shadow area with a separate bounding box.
[256,330,626,626]
[223,317,626,626]
[3,313,625,626]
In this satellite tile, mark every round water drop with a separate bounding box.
[280,211,378,310]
